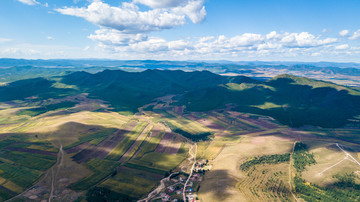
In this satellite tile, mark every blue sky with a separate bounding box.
[1,0,360,62]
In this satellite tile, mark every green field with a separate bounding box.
[124,162,168,175]
[0,151,56,171]
[135,127,165,158]
[106,122,149,161]
[64,128,117,150]
[68,159,120,191]
[12,142,58,152]
[0,163,42,191]
[135,150,187,171]
[0,136,58,200]
[100,166,162,199]
[164,121,212,142]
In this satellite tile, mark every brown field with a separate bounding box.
[72,122,137,163]
[6,147,57,156]
[164,135,182,155]
[155,132,173,153]
[65,142,91,154]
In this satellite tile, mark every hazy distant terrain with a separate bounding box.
[1,59,360,86]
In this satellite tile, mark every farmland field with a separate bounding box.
[0,68,360,202]
[99,166,163,198]
[68,159,120,191]
[106,121,149,161]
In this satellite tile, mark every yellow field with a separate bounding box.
[198,133,294,202]
[167,117,212,134]
[197,141,224,160]
[237,163,290,201]
[2,180,23,193]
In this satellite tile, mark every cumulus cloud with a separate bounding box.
[17,0,40,6]
[279,32,337,48]
[56,0,206,33]
[88,29,147,46]
[349,29,360,40]
[89,30,342,60]
[339,30,349,37]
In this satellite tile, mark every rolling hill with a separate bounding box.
[0,69,359,128]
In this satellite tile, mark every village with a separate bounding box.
[152,160,212,202]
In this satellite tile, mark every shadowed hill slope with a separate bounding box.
[0,70,359,128]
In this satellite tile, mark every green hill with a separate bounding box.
[0,70,359,128]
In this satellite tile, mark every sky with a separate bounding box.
[1,0,360,62]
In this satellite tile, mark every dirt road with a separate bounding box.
[48,144,64,202]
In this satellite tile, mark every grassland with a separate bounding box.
[291,142,360,201]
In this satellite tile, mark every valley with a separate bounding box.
[0,69,359,201]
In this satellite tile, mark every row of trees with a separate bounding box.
[240,153,290,171]
[292,142,316,172]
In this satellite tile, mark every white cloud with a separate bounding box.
[90,30,345,61]
[349,29,360,40]
[56,0,206,33]
[266,31,280,40]
[133,0,188,8]
[280,32,337,48]
[17,0,40,6]
[172,0,206,24]
[88,29,147,46]
[335,44,349,50]
[339,30,349,37]
[47,36,54,40]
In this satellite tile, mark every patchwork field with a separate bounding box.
[0,91,359,202]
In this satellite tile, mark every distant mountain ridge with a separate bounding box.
[1,59,360,87]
